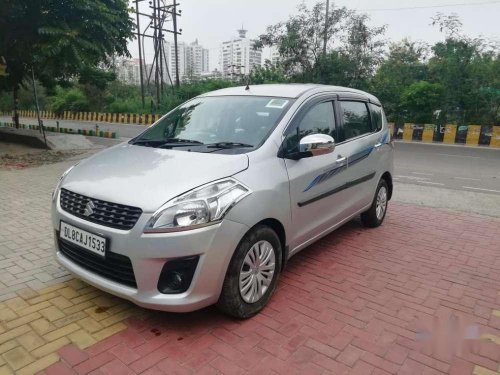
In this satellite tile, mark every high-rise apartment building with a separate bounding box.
[169,41,186,83]
[220,28,262,78]
[185,40,209,78]
[116,58,147,86]
[166,40,210,82]
[269,46,281,65]
[202,48,210,74]
[117,39,209,86]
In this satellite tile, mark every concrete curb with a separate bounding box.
[0,110,159,126]
[1,122,117,139]
[0,127,94,150]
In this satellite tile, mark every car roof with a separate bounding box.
[198,83,381,104]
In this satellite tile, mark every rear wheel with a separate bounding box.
[361,179,388,228]
[217,225,282,319]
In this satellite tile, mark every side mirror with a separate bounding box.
[299,134,335,157]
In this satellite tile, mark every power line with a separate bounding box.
[358,0,500,12]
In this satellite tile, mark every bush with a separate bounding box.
[47,87,90,114]
[107,98,145,114]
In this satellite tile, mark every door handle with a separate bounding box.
[336,156,347,164]
[374,142,382,149]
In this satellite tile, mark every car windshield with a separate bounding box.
[131,96,293,151]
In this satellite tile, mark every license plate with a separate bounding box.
[60,221,107,257]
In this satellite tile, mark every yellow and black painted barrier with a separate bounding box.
[0,122,117,139]
[1,110,161,125]
[392,123,499,148]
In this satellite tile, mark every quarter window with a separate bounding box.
[368,103,383,132]
[340,101,371,140]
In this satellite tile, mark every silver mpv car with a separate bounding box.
[52,84,394,318]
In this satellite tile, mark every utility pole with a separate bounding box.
[152,0,160,108]
[135,0,145,108]
[156,0,164,100]
[172,2,180,87]
[323,0,330,57]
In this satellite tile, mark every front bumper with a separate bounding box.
[51,193,249,312]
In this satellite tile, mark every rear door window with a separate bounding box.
[339,101,372,141]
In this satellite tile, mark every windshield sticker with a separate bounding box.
[265,99,289,109]
[256,112,270,117]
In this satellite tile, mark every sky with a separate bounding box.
[128,0,500,70]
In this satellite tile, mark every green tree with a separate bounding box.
[475,54,500,124]
[339,14,386,89]
[371,40,428,122]
[296,51,352,85]
[255,1,385,89]
[78,67,117,113]
[401,81,444,123]
[428,13,499,125]
[249,61,288,84]
[0,0,133,125]
[255,2,353,76]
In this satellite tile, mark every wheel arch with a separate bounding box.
[251,218,288,271]
[381,171,393,200]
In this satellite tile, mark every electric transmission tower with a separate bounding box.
[133,0,182,110]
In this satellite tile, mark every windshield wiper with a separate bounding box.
[157,138,204,148]
[163,138,204,144]
[130,139,161,146]
[131,138,204,147]
[206,142,254,149]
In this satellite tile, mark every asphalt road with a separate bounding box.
[393,142,500,217]
[394,142,500,194]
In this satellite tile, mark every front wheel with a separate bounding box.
[217,225,282,319]
[361,179,389,228]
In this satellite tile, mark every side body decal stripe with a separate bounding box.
[298,172,376,207]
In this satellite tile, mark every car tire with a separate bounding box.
[361,179,389,228]
[217,225,282,319]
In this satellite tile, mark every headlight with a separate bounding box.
[52,165,76,202]
[144,178,251,233]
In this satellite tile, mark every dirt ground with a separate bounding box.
[0,141,89,169]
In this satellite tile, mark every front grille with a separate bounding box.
[58,238,137,288]
[60,188,142,230]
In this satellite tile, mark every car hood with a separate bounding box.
[62,143,249,212]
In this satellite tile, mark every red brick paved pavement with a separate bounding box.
[42,203,500,374]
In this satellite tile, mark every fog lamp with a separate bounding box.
[157,256,199,294]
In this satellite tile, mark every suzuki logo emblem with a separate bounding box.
[84,200,95,217]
